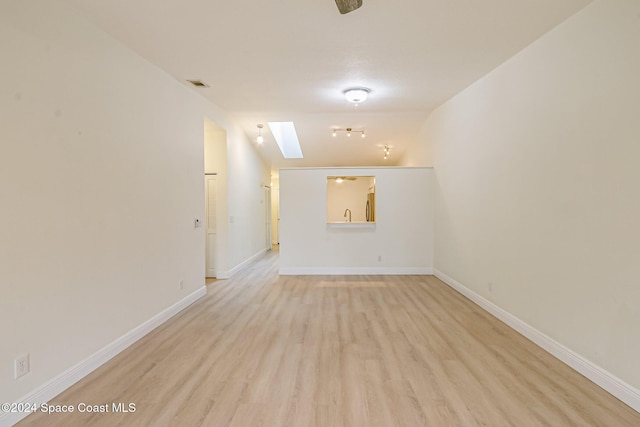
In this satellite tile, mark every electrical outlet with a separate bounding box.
[488,282,493,292]
[15,354,30,379]
[378,255,382,262]
[179,280,184,290]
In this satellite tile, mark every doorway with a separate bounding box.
[203,117,227,279]
[205,174,217,278]
[264,186,271,250]
[271,175,280,245]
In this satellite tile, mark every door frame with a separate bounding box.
[205,173,217,278]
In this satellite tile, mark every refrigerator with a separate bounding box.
[366,192,375,222]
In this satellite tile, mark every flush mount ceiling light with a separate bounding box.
[344,87,370,106]
[332,128,365,138]
[256,124,264,144]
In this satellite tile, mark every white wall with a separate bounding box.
[226,124,271,276]
[279,168,433,274]
[399,119,434,167]
[0,0,268,418]
[427,0,640,400]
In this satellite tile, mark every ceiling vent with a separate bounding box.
[187,80,209,88]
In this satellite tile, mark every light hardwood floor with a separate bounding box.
[18,249,640,426]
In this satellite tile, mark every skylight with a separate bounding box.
[267,122,303,159]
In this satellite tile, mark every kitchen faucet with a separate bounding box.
[344,208,352,222]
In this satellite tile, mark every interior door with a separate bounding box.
[272,187,279,245]
[205,175,217,277]
[265,186,272,251]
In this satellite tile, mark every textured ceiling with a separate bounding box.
[62,0,591,170]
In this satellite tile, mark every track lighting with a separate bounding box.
[332,128,365,138]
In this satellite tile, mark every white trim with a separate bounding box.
[216,248,267,279]
[279,166,433,171]
[0,287,206,427]
[279,267,433,275]
[434,269,640,413]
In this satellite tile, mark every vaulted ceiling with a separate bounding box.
[62,0,591,170]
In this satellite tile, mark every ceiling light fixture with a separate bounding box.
[344,87,370,106]
[329,176,358,183]
[332,128,365,138]
[383,145,391,160]
[187,79,209,88]
[256,124,264,144]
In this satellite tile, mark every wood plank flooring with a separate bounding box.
[18,249,640,426]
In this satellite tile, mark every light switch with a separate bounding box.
[194,218,202,228]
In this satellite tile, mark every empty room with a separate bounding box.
[1,0,639,426]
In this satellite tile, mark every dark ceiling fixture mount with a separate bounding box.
[332,128,365,138]
[187,79,209,88]
[335,0,362,14]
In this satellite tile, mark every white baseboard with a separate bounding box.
[0,287,206,427]
[279,267,433,275]
[218,248,267,279]
[434,269,640,413]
